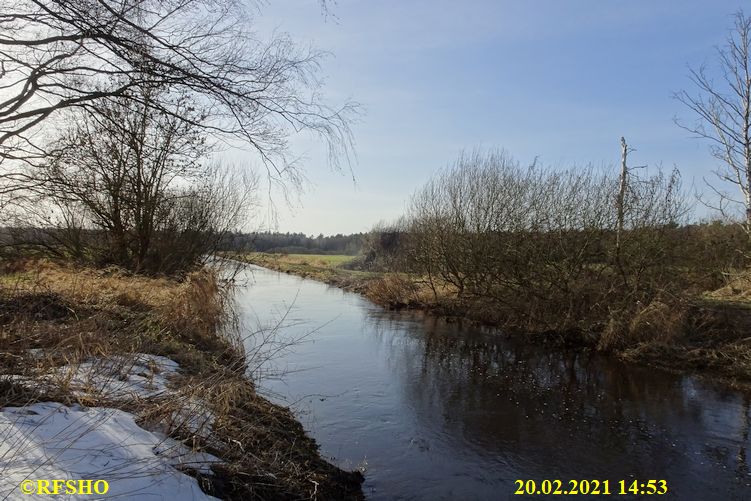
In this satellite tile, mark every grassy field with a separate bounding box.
[270,253,355,267]
[227,252,381,294]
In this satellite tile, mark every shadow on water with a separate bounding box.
[236,265,751,500]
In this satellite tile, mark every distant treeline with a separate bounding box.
[221,231,364,255]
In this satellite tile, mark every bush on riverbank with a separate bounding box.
[365,152,743,318]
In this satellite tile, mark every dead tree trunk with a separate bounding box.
[615,137,630,288]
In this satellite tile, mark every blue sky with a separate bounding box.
[241,0,749,235]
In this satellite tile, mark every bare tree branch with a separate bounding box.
[0,0,357,198]
[676,10,751,232]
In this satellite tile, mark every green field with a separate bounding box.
[232,253,355,269]
[227,252,381,293]
[277,253,354,267]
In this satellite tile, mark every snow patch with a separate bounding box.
[1,353,223,499]
[0,401,221,500]
[55,354,180,400]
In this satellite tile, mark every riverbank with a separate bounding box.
[232,253,379,295]
[0,259,364,499]
[230,252,751,389]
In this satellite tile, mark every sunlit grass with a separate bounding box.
[232,252,356,271]
[280,254,354,267]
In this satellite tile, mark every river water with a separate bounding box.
[235,264,751,500]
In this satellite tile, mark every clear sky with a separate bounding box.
[238,0,749,235]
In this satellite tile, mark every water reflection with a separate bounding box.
[239,266,751,500]
[368,311,751,498]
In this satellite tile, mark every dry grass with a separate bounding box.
[278,254,355,267]
[0,258,238,408]
[365,273,420,306]
[620,338,751,388]
[598,301,689,351]
[600,288,751,385]
[13,259,177,308]
[705,269,751,303]
[0,259,239,377]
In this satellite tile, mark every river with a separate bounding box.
[234,264,751,500]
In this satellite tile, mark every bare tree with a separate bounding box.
[0,0,356,189]
[18,83,256,273]
[676,10,751,229]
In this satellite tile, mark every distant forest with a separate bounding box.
[221,232,364,255]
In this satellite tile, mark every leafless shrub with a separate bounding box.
[358,219,411,272]
[385,148,691,333]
